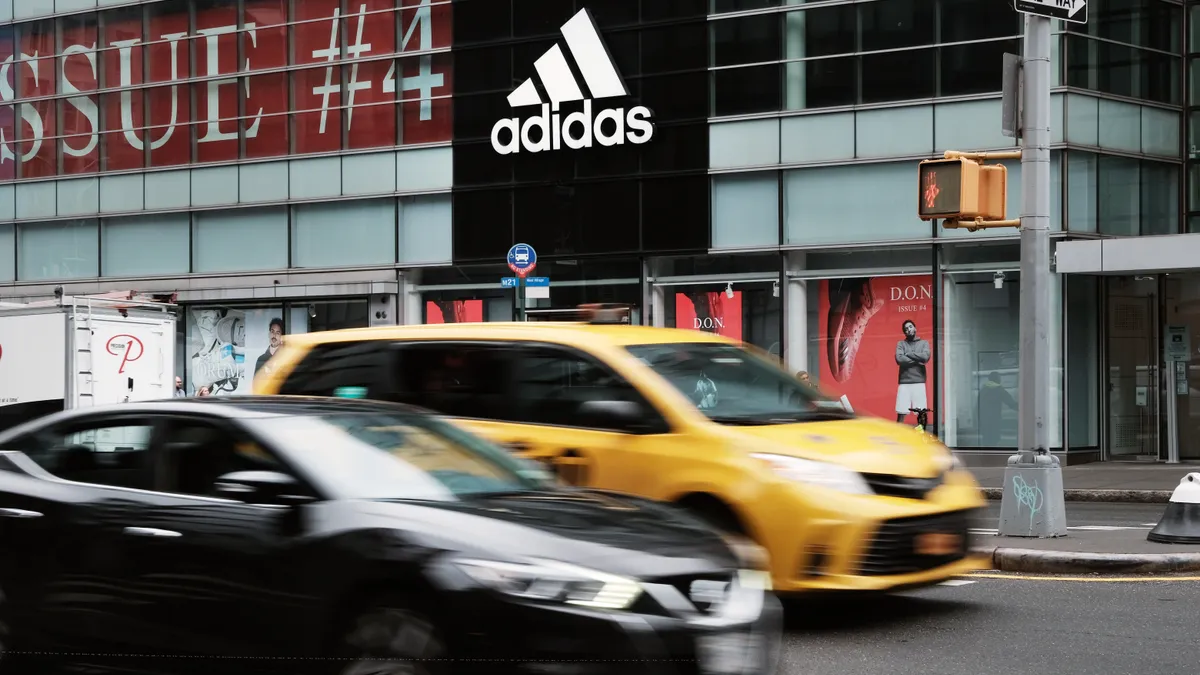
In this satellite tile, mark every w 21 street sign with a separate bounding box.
[1013,0,1087,23]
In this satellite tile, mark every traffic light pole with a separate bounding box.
[997,13,1067,538]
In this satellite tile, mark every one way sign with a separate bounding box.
[1013,0,1087,23]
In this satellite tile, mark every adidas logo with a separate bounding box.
[490,8,655,155]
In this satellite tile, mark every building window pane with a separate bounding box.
[1097,155,1140,236]
[711,14,781,67]
[1067,275,1100,449]
[669,282,782,354]
[785,56,856,110]
[785,162,929,245]
[17,219,99,281]
[292,199,397,269]
[859,0,934,52]
[102,213,190,277]
[1191,56,1200,105]
[1141,161,1179,235]
[1070,0,1182,53]
[1067,150,1098,232]
[861,49,935,104]
[784,5,856,60]
[713,64,781,116]
[940,39,1021,97]
[0,223,12,281]
[1066,36,1181,105]
[399,194,452,264]
[939,0,1022,42]
[192,207,287,273]
[1190,165,1200,215]
[712,172,779,249]
[711,0,781,13]
[1191,4,1200,54]
[941,270,1063,449]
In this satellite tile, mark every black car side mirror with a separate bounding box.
[214,470,313,506]
[577,400,650,432]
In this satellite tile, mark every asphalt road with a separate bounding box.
[780,574,1200,675]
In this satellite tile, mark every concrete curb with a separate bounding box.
[972,546,1200,575]
[981,487,1173,503]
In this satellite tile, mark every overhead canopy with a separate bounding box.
[1055,234,1200,275]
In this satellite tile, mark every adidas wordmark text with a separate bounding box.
[490,8,655,155]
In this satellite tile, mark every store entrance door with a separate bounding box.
[1163,274,1200,461]
[1104,276,1160,461]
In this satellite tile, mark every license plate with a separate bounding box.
[915,532,961,556]
[697,631,760,675]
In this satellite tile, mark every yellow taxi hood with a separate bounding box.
[725,416,950,478]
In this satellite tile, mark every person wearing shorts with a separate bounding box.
[895,319,931,429]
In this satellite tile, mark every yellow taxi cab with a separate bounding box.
[252,306,989,594]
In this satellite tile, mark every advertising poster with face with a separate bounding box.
[426,300,484,323]
[675,291,743,341]
[186,306,302,395]
[817,275,934,426]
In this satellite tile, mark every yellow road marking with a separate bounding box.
[969,572,1200,582]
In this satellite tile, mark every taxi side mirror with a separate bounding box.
[577,400,653,433]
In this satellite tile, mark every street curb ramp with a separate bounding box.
[981,487,1173,504]
[974,546,1200,575]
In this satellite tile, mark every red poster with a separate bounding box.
[60,19,99,175]
[102,10,144,172]
[426,300,484,324]
[19,23,55,178]
[818,275,934,425]
[675,292,743,342]
[243,0,289,159]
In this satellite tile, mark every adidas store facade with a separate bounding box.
[1,0,1193,466]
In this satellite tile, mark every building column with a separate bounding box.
[399,269,423,325]
[649,259,667,328]
[784,251,807,374]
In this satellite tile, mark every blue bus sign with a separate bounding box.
[507,243,537,278]
[525,276,549,287]
[501,277,519,288]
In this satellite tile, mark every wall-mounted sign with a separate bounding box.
[525,276,550,300]
[490,8,654,155]
[1165,326,1191,362]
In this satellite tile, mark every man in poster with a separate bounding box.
[895,319,931,429]
[254,318,285,375]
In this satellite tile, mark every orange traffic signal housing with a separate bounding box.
[917,157,1007,222]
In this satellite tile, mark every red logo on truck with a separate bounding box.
[106,335,144,374]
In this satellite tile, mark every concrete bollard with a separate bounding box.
[1147,473,1200,545]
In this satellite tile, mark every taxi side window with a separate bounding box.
[514,346,665,432]
[277,341,390,397]
[388,343,518,421]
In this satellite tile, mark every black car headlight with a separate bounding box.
[454,557,643,610]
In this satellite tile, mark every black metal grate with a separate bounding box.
[857,509,975,576]
[861,471,945,500]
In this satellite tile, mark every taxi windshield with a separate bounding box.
[252,412,553,501]
[626,343,851,425]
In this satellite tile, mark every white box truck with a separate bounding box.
[0,293,178,435]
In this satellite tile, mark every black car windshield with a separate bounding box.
[251,411,553,501]
[626,343,851,425]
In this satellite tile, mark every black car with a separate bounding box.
[0,396,782,675]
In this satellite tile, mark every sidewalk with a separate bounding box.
[971,528,1200,575]
[969,462,1200,502]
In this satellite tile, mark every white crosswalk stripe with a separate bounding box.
[939,579,977,587]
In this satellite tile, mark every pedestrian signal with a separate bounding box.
[917,158,1007,222]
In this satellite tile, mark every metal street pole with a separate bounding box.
[997,13,1067,538]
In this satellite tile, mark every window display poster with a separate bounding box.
[675,291,743,342]
[186,306,308,395]
[426,300,484,324]
[817,275,934,424]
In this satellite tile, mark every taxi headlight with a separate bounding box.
[934,450,964,472]
[751,453,871,495]
[454,558,642,610]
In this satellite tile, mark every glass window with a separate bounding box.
[785,57,856,110]
[398,194,452,265]
[249,411,552,501]
[277,340,389,398]
[711,14,781,67]
[668,282,783,356]
[1192,4,1200,54]
[627,342,847,425]
[1097,155,1141,236]
[192,207,287,273]
[0,223,12,281]
[156,419,287,499]
[1067,151,1098,232]
[1191,165,1200,216]
[712,172,779,249]
[861,49,935,103]
[186,305,286,395]
[388,343,518,421]
[940,40,1022,97]
[785,162,931,245]
[784,5,856,59]
[102,213,190,277]
[1066,36,1181,105]
[1140,160,1180,235]
[1071,0,1181,53]
[1067,275,1100,449]
[713,64,781,116]
[940,271,1063,449]
[17,219,99,281]
[513,346,660,431]
[292,199,397,269]
[711,0,782,13]
[21,421,154,490]
[859,0,934,51]
[939,0,1022,42]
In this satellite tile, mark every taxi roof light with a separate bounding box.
[579,303,632,325]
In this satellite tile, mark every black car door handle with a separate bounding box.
[123,527,182,538]
[0,508,42,518]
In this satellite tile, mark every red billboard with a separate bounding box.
[426,300,483,324]
[818,275,934,425]
[675,291,743,342]
[0,0,452,180]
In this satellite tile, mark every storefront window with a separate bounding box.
[1067,276,1100,450]
[666,281,782,356]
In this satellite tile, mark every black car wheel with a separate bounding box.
[336,597,449,675]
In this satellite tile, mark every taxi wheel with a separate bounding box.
[335,596,448,675]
